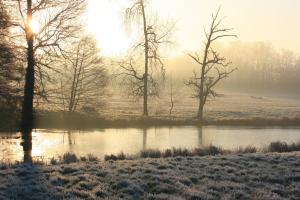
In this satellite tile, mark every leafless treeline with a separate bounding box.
[221,42,300,92]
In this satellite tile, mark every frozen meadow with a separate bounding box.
[101,90,300,121]
[1,152,300,200]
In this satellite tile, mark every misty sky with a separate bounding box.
[87,0,300,56]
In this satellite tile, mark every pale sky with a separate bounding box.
[86,0,300,57]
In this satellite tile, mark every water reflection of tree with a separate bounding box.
[21,130,32,163]
[63,131,76,145]
[62,130,76,153]
[197,126,203,148]
[142,128,147,150]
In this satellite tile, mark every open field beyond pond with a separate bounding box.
[101,91,300,121]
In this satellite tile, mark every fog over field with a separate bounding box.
[99,88,300,121]
[1,0,300,199]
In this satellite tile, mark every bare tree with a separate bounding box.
[185,8,237,121]
[166,75,184,119]
[6,0,86,162]
[7,0,86,125]
[122,0,173,116]
[51,36,108,114]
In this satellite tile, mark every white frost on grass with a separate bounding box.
[0,152,300,199]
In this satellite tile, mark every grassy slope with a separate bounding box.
[1,152,300,200]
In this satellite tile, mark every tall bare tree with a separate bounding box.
[186,8,237,121]
[122,0,173,116]
[6,0,86,162]
[52,36,108,114]
[16,0,86,127]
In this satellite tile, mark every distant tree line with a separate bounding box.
[221,42,300,93]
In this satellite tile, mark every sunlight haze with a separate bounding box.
[2,0,300,197]
[87,0,300,56]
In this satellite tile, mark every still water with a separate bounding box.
[1,126,300,162]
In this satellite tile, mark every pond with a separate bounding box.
[1,126,300,162]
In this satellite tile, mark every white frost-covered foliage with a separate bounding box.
[0,152,300,199]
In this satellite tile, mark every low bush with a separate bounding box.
[62,152,78,164]
[104,152,127,161]
[140,149,162,158]
[267,141,300,153]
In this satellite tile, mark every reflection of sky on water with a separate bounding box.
[1,126,300,162]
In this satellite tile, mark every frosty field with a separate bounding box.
[1,152,300,200]
[101,90,300,121]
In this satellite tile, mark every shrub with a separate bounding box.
[116,152,126,160]
[236,146,257,154]
[140,149,162,158]
[50,157,58,165]
[268,142,290,153]
[80,156,87,162]
[205,145,223,155]
[104,154,118,161]
[288,142,300,151]
[163,149,172,157]
[62,152,78,164]
[87,154,98,162]
[267,141,300,152]
[172,148,192,157]
[104,152,127,161]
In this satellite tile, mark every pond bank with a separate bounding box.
[1,152,300,199]
[2,112,300,132]
[35,113,300,130]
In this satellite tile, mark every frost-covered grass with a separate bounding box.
[0,152,300,199]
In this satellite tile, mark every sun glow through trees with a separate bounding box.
[28,19,39,35]
[87,0,138,56]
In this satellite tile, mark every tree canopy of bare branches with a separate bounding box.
[6,0,86,128]
[50,36,108,114]
[3,0,87,162]
[185,8,237,121]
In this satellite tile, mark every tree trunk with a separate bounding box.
[197,100,204,122]
[21,0,34,163]
[169,79,174,118]
[141,0,148,116]
[197,38,211,122]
